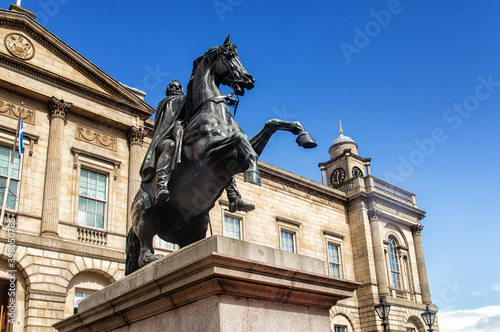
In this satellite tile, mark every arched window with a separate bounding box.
[388,237,402,289]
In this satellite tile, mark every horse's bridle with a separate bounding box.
[191,93,240,118]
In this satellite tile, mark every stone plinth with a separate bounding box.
[54,236,360,332]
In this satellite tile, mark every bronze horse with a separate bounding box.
[126,36,317,275]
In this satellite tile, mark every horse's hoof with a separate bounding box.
[141,253,164,267]
[296,131,317,149]
[244,171,261,186]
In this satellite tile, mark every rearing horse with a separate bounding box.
[126,36,317,275]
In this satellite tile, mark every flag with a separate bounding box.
[18,112,24,154]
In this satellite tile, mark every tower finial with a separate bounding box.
[339,120,343,135]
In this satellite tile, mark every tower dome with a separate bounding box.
[328,121,358,159]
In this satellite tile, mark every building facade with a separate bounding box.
[0,7,438,332]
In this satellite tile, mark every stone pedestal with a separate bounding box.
[54,236,360,332]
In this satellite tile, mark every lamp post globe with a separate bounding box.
[421,304,437,332]
[374,296,391,332]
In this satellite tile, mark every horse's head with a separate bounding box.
[193,35,254,96]
[217,35,255,96]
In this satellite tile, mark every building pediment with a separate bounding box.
[0,9,154,119]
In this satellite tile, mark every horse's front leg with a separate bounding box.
[202,133,261,185]
[250,119,317,156]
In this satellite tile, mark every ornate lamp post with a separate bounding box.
[374,296,391,332]
[421,304,437,332]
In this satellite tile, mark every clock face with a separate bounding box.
[352,166,363,178]
[330,168,346,185]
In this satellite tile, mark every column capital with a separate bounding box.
[127,126,146,146]
[411,224,424,235]
[48,97,71,120]
[368,209,379,221]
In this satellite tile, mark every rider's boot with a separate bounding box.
[226,178,255,213]
[155,169,171,206]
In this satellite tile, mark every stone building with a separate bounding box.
[0,6,438,332]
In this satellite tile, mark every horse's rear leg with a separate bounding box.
[176,213,210,248]
[134,212,163,267]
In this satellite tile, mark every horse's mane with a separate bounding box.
[186,42,237,98]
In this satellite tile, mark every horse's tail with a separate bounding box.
[125,226,141,276]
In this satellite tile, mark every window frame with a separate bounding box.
[324,231,344,278]
[77,167,108,230]
[72,148,120,231]
[276,217,301,254]
[334,326,347,332]
[219,202,247,241]
[280,228,296,253]
[387,236,402,290]
[0,144,23,212]
[223,214,242,240]
[73,288,96,314]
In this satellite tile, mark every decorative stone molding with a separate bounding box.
[0,98,36,125]
[368,209,379,221]
[126,126,146,146]
[4,33,35,60]
[71,147,121,180]
[1,211,17,228]
[48,97,71,120]
[76,125,117,151]
[411,224,424,235]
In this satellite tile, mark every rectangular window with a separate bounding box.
[74,289,95,314]
[406,329,416,332]
[0,145,21,211]
[328,243,342,278]
[78,169,107,229]
[280,230,295,253]
[155,236,176,250]
[334,326,347,332]
[223,215,241,240]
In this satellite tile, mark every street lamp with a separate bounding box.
[421,304,437,332]
[374,296,391,332]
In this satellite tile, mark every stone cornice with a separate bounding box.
[258,161,346,205]
[347,191,426,220]
[0,10,154,119]
[0,230,125,263]
[0,52,152,118]
[318,151,371,168]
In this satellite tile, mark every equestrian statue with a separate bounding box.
[126,35,317,275]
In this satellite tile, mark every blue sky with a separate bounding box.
[10,0,500,330]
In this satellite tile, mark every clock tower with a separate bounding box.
[318,122,372,188]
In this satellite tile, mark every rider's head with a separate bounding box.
[166,80,184,96]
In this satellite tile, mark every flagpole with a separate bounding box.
[0,103,23,225]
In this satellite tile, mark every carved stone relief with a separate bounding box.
[76,125,117,151]
[4,33,35,60]
[0,98,36,124]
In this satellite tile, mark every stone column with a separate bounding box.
[40,97,71,237]
[345,153,352,179]
[126,126,146,229]
[368,209,389,296]
[412,224,432,304]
